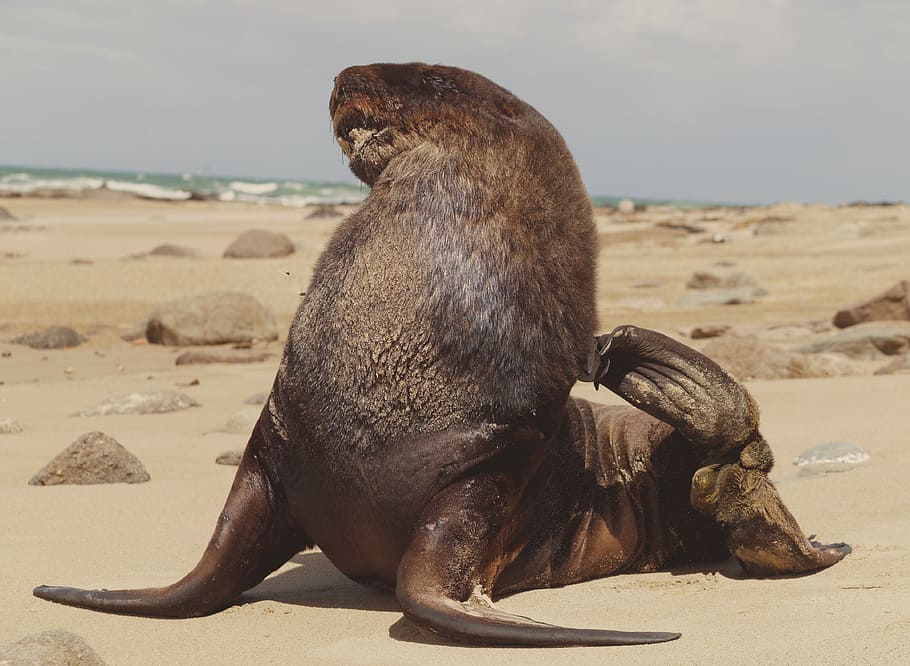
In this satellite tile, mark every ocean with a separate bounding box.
[0,165,722,210]
[0,165,368,207]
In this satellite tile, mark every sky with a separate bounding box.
[1,0,908,204]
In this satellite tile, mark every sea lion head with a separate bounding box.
[330,62,537,186]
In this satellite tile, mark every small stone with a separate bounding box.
[120,319,148,342]
[797,321,910,359]
[686,270,755,290]
[220,409,259,433]
[30,432,150,485]
[148,243,198,257]
[72,391,198,416]
[305,204,343,219]
[793,442,871,474]
[223,229,295,258]
[175,349,273,365]
[678,286,767,306]
[617,199,636,214]
[0,630,106,665]
[874,355,910,375]
[216,449,244,466]
[12,326,86,349]
[833,280,910,328]
[690,324,731,339]
[0,417,23,434]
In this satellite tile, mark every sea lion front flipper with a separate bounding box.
[395,475,679,647]
[584,325,759,455]
[691,463,851,576]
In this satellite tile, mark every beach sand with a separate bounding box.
[1,198,909,664]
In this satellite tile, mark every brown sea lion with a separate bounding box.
[34,63,849,647]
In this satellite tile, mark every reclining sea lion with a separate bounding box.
[34,63,848,646]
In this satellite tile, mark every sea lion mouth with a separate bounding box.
[332,104,392,159]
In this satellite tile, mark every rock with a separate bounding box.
[29,432,150,485]
[219,409,259,433]
[686,270,755,290]
[216,449,244,466]
[12,326,86,349]
[175,349,273,365]
[0,630,106,665]
[752,216,794,236]
[72,391,198,416]
[678,286,767,306]
[833,280,910,328]
[146,291,278,346]
[700,335,862,381]
[244,391,269,405]
[119,319,148,342]
[305,204,343,219]
[797,321,910,359]
[223,229,294,258]
[617,198,636,214]
[793,442,871,474]
[0,417,23,433]
[0,206,17,221]
[148,243,198,258]
[874,355,910,375]
[690,324,731,339]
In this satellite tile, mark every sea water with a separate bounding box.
[0,165,368,206]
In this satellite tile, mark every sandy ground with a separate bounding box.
[1,198,909,664]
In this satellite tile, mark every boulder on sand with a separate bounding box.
[833,280,910,328]
[223,229,294,258]
[146,291,278,346]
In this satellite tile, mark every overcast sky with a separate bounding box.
[2,1,907,203]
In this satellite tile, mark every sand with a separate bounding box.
[1,198,908,664]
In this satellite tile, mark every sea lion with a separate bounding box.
[34,63,849,647]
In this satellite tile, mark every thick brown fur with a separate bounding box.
[34,64,847,647]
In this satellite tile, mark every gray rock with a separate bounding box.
[874,354,910,375]
[175,349,273,365]
[793,442,871,474]
[148,243,198,258]
[0,416,23,433]
[216,449,244,466]
[12,326,86,349]
[0,206,17,221]
[305,204,343,219]
[678,286,767,307]
[686,270,755,290]
[223,229,294,258]
[0,630,106,665]
[29,432,150,486]
[833,280,910,328]
[700,335,862,381]
[219,409,259,433]
[119,319,148,342]
[72,391,198,416]
[146,291,278,346]
[690,324,731,339]
[797,321,910,359]
[244,391,269,405]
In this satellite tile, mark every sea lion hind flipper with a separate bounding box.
[395,476,679,647]
[34,418,310,618]
[691,464,850,577]
[587,325,759,455]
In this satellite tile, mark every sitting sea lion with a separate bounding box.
[34,63,848,647]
